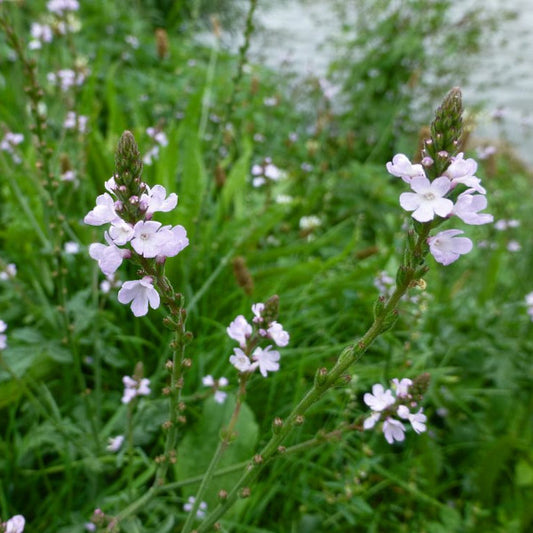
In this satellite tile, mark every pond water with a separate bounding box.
[244,0,533,163]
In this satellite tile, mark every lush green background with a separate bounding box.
[1,1,532,532]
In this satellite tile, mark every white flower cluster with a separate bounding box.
[0,263,16,281]
[251,158,284,187]
[121,375,151,404]
[47,0,79,15]
[363,378,427,444]
[227,303,289,378]
[84,178,188,316]
[183,496,207,519]
[64,111,88,134]
[387,153,493,265]
[202,375,229,404]
[1,131,24,164]
[47,69,86,92]
[143,127,169,165]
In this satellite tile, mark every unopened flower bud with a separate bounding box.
[314,366,329,387]
[263,295,280,324]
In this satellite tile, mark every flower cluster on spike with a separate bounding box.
[387,88,493,265]
[227,295,289,378]
[363,374,430,444]
[84,132,188,316]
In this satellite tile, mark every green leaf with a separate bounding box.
[218,138,253,220]
[176,394,259,506]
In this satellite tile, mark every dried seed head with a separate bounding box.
[155,28,169,59]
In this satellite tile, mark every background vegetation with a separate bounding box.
[0,0,532,531]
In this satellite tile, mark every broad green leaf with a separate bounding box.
[176,394,259,506]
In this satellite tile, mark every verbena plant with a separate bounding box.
[1,1,532,532]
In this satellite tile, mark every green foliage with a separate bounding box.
[0,1,532,532]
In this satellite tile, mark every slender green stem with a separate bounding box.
[181,376,247,532]
[194,232,428,532]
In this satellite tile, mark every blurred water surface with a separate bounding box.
[245,0,533,161]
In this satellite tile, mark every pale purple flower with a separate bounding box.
[29,22,53,49]
[267,321,290,347]
[1,132,24,162]
[299,215,321,230]
[214,390,227,404]
[89,232,130,276]
[202,375,215,387]
[48,68,85,91]
[229,347,258,373]
[374,271,394,296]
[109,219,134,245]
[383,417,406,444]
[525,292,533,307]
[386,153,426,183]
[399,176,453,222]
[143,145,159,165]
[476,145,496,160]
[141,184,178,216]
[131,220,164,257]
[125,35,140,48]
[428,229,473,265]
[507,240,521,252]
[84,193,120,226]
[252,345,280,377]
[0,263,17,280]
[61,170,76,182]
[106,435,125,452]
[146,127,168,147]
[397,405,427,434]
[363,384,395,412]
[121,375,151,403]
[264,163,282,181]
[227,315,252,348]
[47,0,79,15]
[363,412,381,430]
[117,276,160,316]
[251,302,265,323]
[444,153,486,194]
[154,225,189,259]
[4,515,25,533]
[201,375,228,403]
[100,273,121,294]
[263,96,278,107]
[452,191,493,225]
[64,111,88,133]
[392,378,412,397]
[0,320,7,350]
[64,241,80,254]
[183,497,207,519]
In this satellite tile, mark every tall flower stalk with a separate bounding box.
[193,88,493,531]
